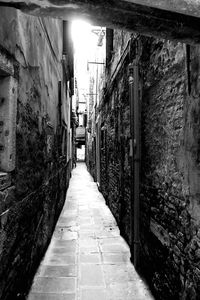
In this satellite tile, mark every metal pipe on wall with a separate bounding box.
[63,20,68,55]
[133,58,140,269]
[128,63,134,254]
[128,56,140,269]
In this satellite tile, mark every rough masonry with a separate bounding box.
[87,30,200,299]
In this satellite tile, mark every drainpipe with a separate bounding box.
[63,20,68,55]
[128,55,140,269]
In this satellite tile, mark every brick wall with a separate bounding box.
[95,30,200,299]
[140,38,200,300]
[100,74,132,242]
[140,38,186,299]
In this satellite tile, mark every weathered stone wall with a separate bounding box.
[86,76,97,180]
[97,30,200,299]
[139,38,187,299]
[0,8,72,299]
[139,39,200,300]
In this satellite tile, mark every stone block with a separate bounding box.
[28,294,75,300]
[30,277,76,294]
[37,265,77,278]
[80,264,105,287]
[80,288,107,300]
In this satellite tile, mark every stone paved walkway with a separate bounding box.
[28,162,154,300]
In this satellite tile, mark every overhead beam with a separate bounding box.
[125,0,200,19]
[1,0,200,44]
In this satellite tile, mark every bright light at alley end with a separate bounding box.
[71,20,95,55]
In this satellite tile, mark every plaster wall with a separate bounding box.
[0,7,72,299]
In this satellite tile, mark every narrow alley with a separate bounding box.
[28,163,153,300]
[1,2,200,299]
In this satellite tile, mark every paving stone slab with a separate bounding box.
[79,231,95,239]
[80,264,105,287]
[57,216,75,223]
[95,230,120,239]
[30,277,76,294]
[79,238,97,247]
[61,210,78,217]
[57,219,78,227]
[80,253,101,264]
[80,288,107,300]
[62,231,78,240]
[28,163,154,300]
[80,245,99,253]
[50,240,77,248]
[28,293,76,300]
[50,243,77,254]
[107,282,152,300]
[78,217,94,223]
[100,243,130,253]
[103,265,131,284]
[102,253,130,264]
[37,265,77,278]
[42,255,76,266]
[98,237,127,245]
